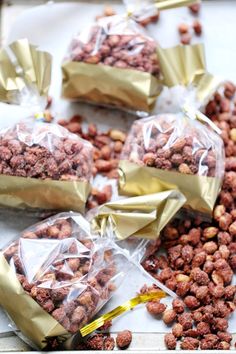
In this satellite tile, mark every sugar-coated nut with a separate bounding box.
[175,274,190,283]
[214,205,226,221]
[164,333,177,349]
[217,331,232,343]
[103,336,115,350]
[178,23,189,34]
[180,33,192,45]
[86,334,104,350]
[163,309,177,324]
[172,323,183,338]
[203,241,218,254]
[217,341,230,350]
[116,330,132,349]
[191,268,209,285]
[172,298,185,314]
[203,227,218,239]
[195,286,208,300]
[197,322,211,335]
[180,337,199,350]
[184,296,200,309]
[146,301,166,315]
[178,313,193,330]
[193,20,202,35]
[188,3,201,14]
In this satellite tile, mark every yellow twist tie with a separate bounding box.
[80,290,166,337]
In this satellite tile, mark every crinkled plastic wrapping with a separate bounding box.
[62,14,162,114]
[0,121,93,213]
[123,0,199,23]
[119,113,225,217]
[0,212,130,349]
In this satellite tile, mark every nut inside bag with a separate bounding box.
[62,14,162,114]
[0,39,93,213]
[119,44,225,218]
[0,212,130,349]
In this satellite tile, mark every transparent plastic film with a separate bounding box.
[0,212,130,349]
[0,121,93,212]
[119,112,225,216]
[123,0,200,23]
[92,190,186,240]
[62,14,162,114]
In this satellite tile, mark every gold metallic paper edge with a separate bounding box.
[92,190,186,240]
[0,174,91,213]
[157,43,221,104]
[61,61,162,113]
[0,253,69,349]
[118,160,222,216]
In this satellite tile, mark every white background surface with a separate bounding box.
[0,0,236,350]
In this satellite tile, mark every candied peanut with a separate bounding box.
[146,301,166,315]
[116,330,132,349]
[178,313,193,330]
[164,333,176,349]
[172,298,185,314]
[203,227,218,239]
[184,296,200,310]
[181,337,199,350]
[172,323,183,338]
[163,309,177,324]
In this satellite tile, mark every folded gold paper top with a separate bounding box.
[157,43,221,105]
[92,190,186,240]
[0,38,52,105]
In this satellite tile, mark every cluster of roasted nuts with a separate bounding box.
[59,115,126,208]
[178,3,202,45]
[121,114,223,177]
[0,122,93,181]
[69,17,160,77]
[140,82,236,350]
[3,215,117,335]
[79,327,132,350]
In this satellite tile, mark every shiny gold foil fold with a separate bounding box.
[0,174,91,213]
[154,0,200,10]
[80,290,166,337]
[61,62,161,113]
[92,190,186,239]
[157,44,221,104]
[0,39,52,104]
[119,160,222,216]
[0,253,69,349]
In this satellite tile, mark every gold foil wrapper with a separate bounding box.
[81,290,166,337]
[157,44,221,104]
[92,190,186,239]
[119,160,222,216]
[0,175,91,213]
[61,62,161,113]
[0,253,69,349]
[0,39,52,104]
[154,0,200,10]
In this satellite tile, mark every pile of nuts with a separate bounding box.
[59,116,126,208]
[121,114,224,177]
[69,18,160,77]
[178,2,202,45]
[0,122,93,181]
[3,215,117,336]
[141,82,236,350]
